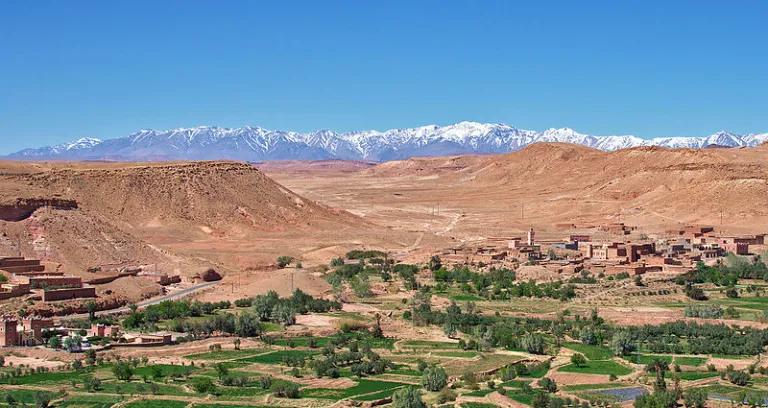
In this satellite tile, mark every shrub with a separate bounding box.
[538,377,558,393]
[192,377,218,394]
[436,388,457,404]
[273,382,300,398]
[520,333,546,354]
[421,366,448,392]
[259,376,273,390]
[571,353,587,367]
[112,361,134,382]
[392,387,426,408]
[276,256,294,269]
[727,370,751,386]
[684,305,723,319]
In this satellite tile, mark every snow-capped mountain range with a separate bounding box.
[8,122,768,162]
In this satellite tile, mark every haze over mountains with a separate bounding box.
[9,122,768,162]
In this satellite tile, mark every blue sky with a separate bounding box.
[1,1,767,153]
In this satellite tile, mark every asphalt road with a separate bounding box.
[57,281,221,322]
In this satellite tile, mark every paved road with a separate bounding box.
[58,281,221,321]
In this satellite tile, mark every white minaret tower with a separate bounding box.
[527,227,535,246]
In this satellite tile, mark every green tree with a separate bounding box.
[610,330,635,356]
[532,390,551,408]
[427,256,442,272]
[33,391,51,408]
[235,311,263,337]
[48,336,62,350]
[112,361,134,382]
[214,362,229,379]
[192,377,218,394]
[276,256,294,269]
[538,377,558,393]
[392,387,426,408]
[570,353,587,367]
[259,376,273,390]
[85,301,98,321]
[83,376,101,392]
[151,365,163,381]
[520,333,546,355]
[683,388,707,408]
[421,366,448,392]
[272,303,296,326]
[646,358,670,392]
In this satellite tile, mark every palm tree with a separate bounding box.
[85,301,98,321]
[646,358,669,391]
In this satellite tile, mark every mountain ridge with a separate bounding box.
[9,121,768,162]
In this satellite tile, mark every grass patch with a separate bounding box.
[0,369,94,385]
[674,357,707,367]
[676,371,721,381]
[236,350,321,364]
[302,379,406,399]
[0,389,58,405]
[133,364,199,377]
[462,403,500,408]
[561,383,626,391]
[122,400,190,408]
[97,380,188,396]
[354,386,407,401]
[451,295,485,301]
[194,405,277,408]
[562,343,614,360]
[59,394,122,408]
[623,355,673,365]
[433,351,479,358]
[558,361,632,376]
[508,393,535,406]
[185,348,271,360]
[465,388,496,397]
[400,340,459,350]
[389,367,422,376]
[500,380,531,388]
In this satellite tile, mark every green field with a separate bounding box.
[562,342,614,360]
[184,348,271,360]
[674,357,707,367]
[508,393,535,406]
[400,340,460,349]
[236,350,321,364]
[561,383,627,391]
[353,386,408,401]
[97,381,188,396]
[558,361,633,376]
[302,379,407,399]
[623,355,673,365]
[58,394,121,408]
[122,400,190,408]
[0,369,95,385]
[676,371,721,381]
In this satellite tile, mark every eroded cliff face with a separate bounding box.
[0,198,78,221]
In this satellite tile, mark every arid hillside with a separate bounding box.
[266,142,768,242]
[0,161,427,276]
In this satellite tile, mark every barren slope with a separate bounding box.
[0,161,421,277]
[265,142,768,241]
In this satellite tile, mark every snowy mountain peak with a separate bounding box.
[8,123,767,162]
[65,137,102,150]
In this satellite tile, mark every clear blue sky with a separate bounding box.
[1,0,767,153]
